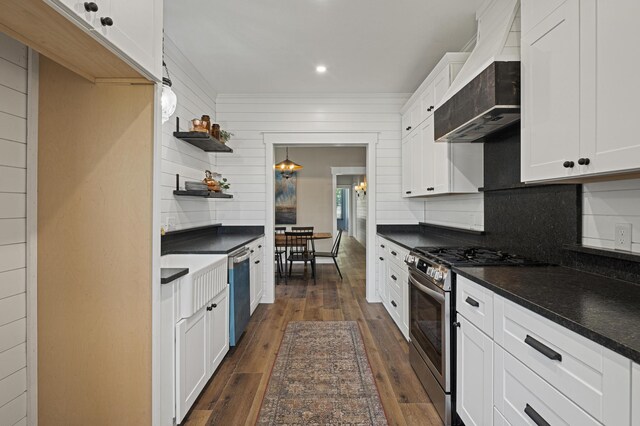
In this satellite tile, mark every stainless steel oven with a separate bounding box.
[406,252,453,425]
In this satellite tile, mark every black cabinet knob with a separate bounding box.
[563,161,574,168]
[379,257,384,261]
[452,322,461,328]
[84,2,98,12]
[391,275,397,281]
[391,300,397,308]
[258,245,262,248]
[578,158,590,165]
[255,260,260,264]
[212,303,217,309]
[406,126,412,131]
[250,250,255,253]
[100,16,114,26]
[206,305,213,311]
[380,244,385,248]
[391,251,397,256]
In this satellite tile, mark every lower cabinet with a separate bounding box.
[456,316,493,426]
[376,236,409,340]
[175,306,208,423]
[456,276,633,426]
[206,287,229,378]
[174,285,230,424]
[249,237,265,314]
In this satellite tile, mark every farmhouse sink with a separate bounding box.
[161,254,228,318]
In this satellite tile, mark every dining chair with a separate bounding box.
[290,226,314,233]
[275,226,286,281]
[284,231,316,285]
[315,230,343,279]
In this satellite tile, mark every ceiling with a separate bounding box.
[164,0,482,94]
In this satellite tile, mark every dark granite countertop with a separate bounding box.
[161,268,189,284]
[454,266,640,363]
[163,232,263,255]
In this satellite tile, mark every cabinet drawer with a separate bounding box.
[387,286,402,323]
[494,295,631,425]
[385,242,408,267]
[456,276,494,338]
[387,262,404,294]
[494,345,601,426]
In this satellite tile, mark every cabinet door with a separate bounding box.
[401,110,412,139]
[420,83,435,121]
[582,0,640,175]
[521,0,581,182]
[175,308,208,423]
[410,130,423,196]
[456,316,493,426]
[255,258,263,303]
[420,117,435,194]
[376,255,387,303]
[249,261,257,314]
[92,0,161,79]
[207,288,229,376]
[433,66,451,106]
[47,0,102,28]
[401,137,412,197]
[432,135,451,194]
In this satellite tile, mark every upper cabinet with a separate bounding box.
[45,0,162,80]
[401,52,483,198]
[522,0,640,182]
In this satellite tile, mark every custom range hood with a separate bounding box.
[435,0,521,143]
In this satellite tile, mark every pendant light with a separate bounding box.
[161,34,177,124]
[274,147,303,179]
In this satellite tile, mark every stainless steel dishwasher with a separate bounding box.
[228,247,251,346]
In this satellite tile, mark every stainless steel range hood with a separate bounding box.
[435,0,521,143]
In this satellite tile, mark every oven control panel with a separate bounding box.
[408,256,448,283]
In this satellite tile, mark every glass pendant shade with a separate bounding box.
[161,84,177,124]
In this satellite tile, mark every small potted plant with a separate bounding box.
[219,177,230,192]
[219,129,234,144]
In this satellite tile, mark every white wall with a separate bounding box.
[423,193,485,231]
[355,187,367,246]
[160,36,219,231]
[215,94,425,226]
[0,32,28,426]
[582,179,640,253]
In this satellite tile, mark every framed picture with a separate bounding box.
[275,171,297,224]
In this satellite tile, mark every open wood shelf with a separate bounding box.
[173,132,233,153]
[173,190,233,199]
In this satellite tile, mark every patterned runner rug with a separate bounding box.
[257,321,388,425]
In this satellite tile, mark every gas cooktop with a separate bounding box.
[414,246,545,267]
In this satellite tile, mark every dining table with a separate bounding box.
[275,232,333,247]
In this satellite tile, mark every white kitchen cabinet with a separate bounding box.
[376,237,409,341]
[521,0,581,182]
[401,132,420,197]
[433,66,452,106]
[249,238,265,314]
[419,117,435,195]
[582,0,640,176]
[494,294,631,425]
[175,306,208,423]
[206,286,229,377]
[494,345,600,426]
[456,316,493,426]
[457,276,494,338]
[45,0,162,80]
[420,82,435,122]
[522,0,640,182]
[633,363,640,426]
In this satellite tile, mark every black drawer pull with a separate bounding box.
[406,126,412,131]
[405,191,412,194]
[391,275,397,281]
[465,297,480,307]
[258,245,262,248]
[524,404,550,426]
[391,300,397,308]
[525,335,562,362]
[255,260,260,264]
[391,251,397,256]
[250,250,255,253]
[379,257,384,261]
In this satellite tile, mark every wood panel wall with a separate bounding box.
[37,58,154,425]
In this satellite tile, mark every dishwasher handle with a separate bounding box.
[231,249,251,264]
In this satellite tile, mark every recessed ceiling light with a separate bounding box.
[316,65,327,73]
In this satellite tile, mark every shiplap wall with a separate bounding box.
[160,36,219,231]
[0,33,28,426]
[423,193,485,231]
[583,179,640,253]
[215,94,425,226]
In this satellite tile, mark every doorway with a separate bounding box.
[264,133,379,304]
[336,187,350,233]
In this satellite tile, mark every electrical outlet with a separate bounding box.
[615,223,632,251]
[166,217,176,231]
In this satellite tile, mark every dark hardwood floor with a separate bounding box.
[183,237,441,426]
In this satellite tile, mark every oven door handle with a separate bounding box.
[409,274,445,303]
